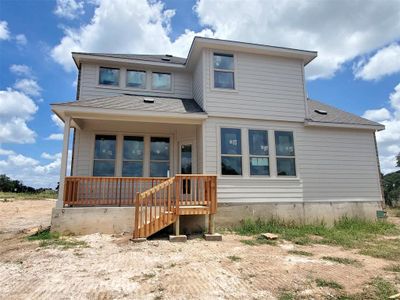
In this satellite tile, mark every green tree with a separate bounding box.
[383,171,400,207]
[396,152,400,167]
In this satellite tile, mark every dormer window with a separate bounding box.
[127,70,146,89]
[213,53,234,89]
[99,67,119,86]
[152,72,171,90]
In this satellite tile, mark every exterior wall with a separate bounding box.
[79,63,193,100]
[203,49,307,122]
[203,116,382,205]
[72,120,199,177]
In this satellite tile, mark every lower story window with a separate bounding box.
[122,136,144,177]
[93,135,116,176]
[220,128,242,175]
[275,131,296,176]
[150,137,170,177]
[249,129,269,176]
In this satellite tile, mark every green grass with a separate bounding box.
[278,291,294,300]
[384,264,400,272]
[227,255,241,262]
[240,235,277,246]
[0,191,57,200]
[315,278,343,290]
[346,277,399,300]
[27,228,87,249]
[321,256,362,266]
[287,250,314,256]
[234,217,400,259]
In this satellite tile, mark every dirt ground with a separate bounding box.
[0,200,399,300]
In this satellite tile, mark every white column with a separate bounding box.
[56,116,71,208]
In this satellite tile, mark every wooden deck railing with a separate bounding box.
[63,176,167,207]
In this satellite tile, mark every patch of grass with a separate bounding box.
[287,250,314,256]
[143,273,156,279]
[0,191,57,200]
[321,256,362,266]
[346,277,399,300]
[227,255,241,262]
[278,291,294,300]
[359,238,400,261]
[240,235,277,246]
[315,278,343,290]
[27,228,87,249]
[384,264,400,272]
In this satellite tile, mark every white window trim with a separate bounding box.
[98,66,121,87]
[218,126,244,177]
[92,134,118,177]
[274,130,297,178]
[210,50,238,93]
[121,136,145,177]
[151,71,173,92]
[248,129,270,177]
[125,69,147,90]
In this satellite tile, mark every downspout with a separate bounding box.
[70,64,81,176]
[301,60,309,120]
[373,131,385,209]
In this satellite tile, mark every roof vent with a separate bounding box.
[143,97,155,104]
[314,109,328,115]
[161,57,171,62]
[165,54,173,57]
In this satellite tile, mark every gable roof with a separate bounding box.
[307,99,384,130]
[52,94,205,115]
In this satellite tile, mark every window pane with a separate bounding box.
[249,130,269,156]
[181,144,192,174]
[277,158,296,176]
[152,72,171,90]
[122,161,143,177]
[221,156,242,175]
[250,157,270,176]
[221,128,241,155]
[93,160,115,177]
[99,67,119,86]
[94,135,116,159]
[151,137,170,160]
[214,71,234,89]
[127,70,146,88]
[150,162,169,177]
[275,131,295,156]
[123,136,144,160]
[213,53,234,70]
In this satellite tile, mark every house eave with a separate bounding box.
[304,119,385,131]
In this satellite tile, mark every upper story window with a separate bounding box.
[213,53,234,89]
[93,135,116,176]
[152,72,171,90]
[99,67,119,86]
[275,131,296,176]
[126,70,146,89]
[249,130,269,176]
[220,128,242,175]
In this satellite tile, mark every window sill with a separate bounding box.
[95,84,174,94]
[210,87,238,93]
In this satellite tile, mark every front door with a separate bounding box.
[180,143,192,194]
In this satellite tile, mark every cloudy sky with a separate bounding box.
[0,0,399,188]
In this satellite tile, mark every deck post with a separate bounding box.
[174,216,180,236]
[57,116,71,208]
[208,214,215,234]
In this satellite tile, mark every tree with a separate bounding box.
[397,152,400,167]
[383,171,400,207]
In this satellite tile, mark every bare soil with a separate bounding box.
[0,200,399,300]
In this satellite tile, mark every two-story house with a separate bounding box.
[51,37,384,239]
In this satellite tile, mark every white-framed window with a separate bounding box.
[150,137,170,177]
[126,70,146,89]
[275,131,296,176]
[220,128,242,175]
[213,53,234,89]
[93,135,116,176]
[151,72,171,90]
[99,67,119,86]
[122,136,144,177]
[248,130,269,176]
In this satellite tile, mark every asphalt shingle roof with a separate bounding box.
[72,53,186,65]
[53,94,205,114]
[307,99,382,128]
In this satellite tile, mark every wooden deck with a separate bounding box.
[63,175,217,238]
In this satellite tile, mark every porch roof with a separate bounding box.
[51,94,207,125]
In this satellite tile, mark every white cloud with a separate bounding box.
[51,114,64,129]
[14,79,42,97]
[15,34,27,46]
[367,83,400,174]
[0,148,15,156]
[0,89,38,144]
[0,20,10,40]
[0,150,72,188]
[10,64,33,77]
[51,0,213,71]
[46,133,64,141]
[362,108,392,123]
[354,43,400,80]
[54,0,84,20]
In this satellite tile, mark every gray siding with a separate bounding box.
[203,50,307,122]
[79,63,193,100]
[203,117,382,204]
[192,52,204,109]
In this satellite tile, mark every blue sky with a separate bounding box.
[0,0,399,188]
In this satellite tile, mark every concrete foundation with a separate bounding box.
[51,201,381,235]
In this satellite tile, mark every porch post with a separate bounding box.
[56,116,71,208]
